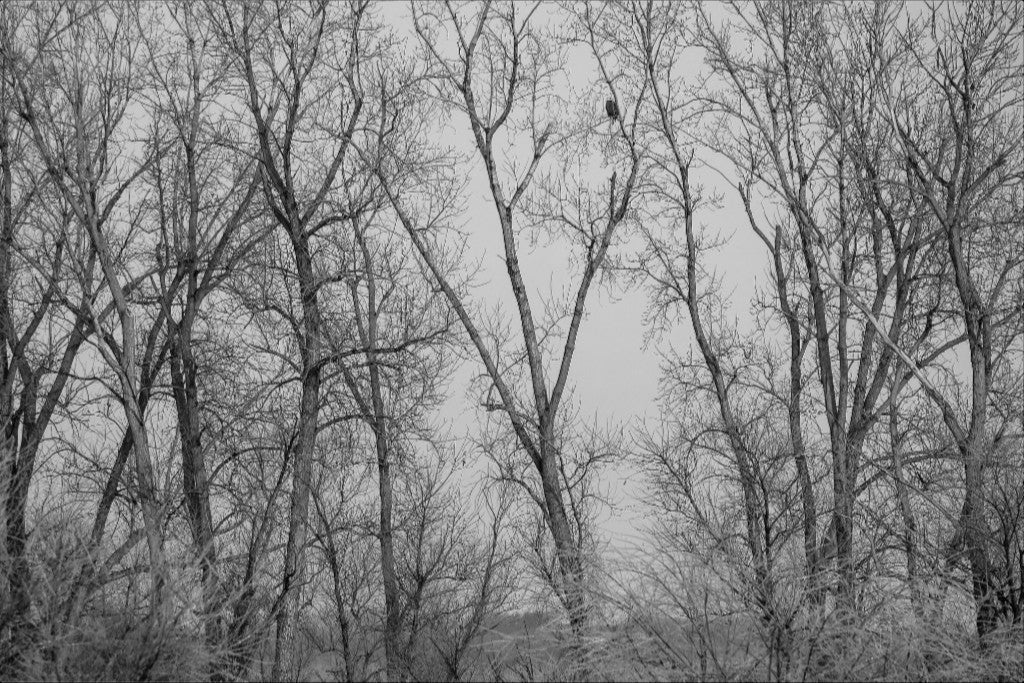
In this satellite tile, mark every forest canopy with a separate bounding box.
[0,1,1021,681]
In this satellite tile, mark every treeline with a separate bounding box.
[0,1,1021,681]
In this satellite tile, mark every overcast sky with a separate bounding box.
[363,2,779,558]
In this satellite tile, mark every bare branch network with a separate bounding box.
[0,1,1021,681]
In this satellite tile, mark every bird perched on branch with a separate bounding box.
[605,98,619,120]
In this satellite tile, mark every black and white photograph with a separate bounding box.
[0,1,1021,680]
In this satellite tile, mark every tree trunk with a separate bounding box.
[170,311,220,652]
[771,227,820,596]
[964,420,997,637]
[948,206,997,639]
[373,421,401,681]
[537,443,589,653]
[119,311,167,618]
[272,232,322,680]
[889,380,920,610]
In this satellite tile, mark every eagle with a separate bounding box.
[605,98,619,120]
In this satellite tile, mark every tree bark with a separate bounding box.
[272,231,323,679]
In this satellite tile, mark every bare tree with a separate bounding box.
[622,0,781,630]
[135,1,266,662]
[884,0,1024,638]
[330,192,458,678]
[364,5,645,661]
[0,2,104,658]
[6,1,172,623]
[211,0,372,674]
[689,2,945,616]
[0,2,1019,680]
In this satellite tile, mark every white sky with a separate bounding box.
[31,0,989,576]
[366,2,775,559]
[373,2,991,566]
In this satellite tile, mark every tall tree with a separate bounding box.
[692,1,938,612]
[212,0,371,675]
[886,0,1024,638]
[6,1,169,622]
[138,0,263,659]
[365,3,647,664]
[0,2,102,655]
[332,200,457,678]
